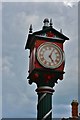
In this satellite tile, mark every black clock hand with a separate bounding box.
[49,49,55,63]
[50,56,54,63]
[49,49,54,58]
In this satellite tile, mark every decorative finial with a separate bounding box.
[28,80,32,85]
[50,19,53,27]
[43,18,49,27]
[29,24,32,33]
[60,29,62,33]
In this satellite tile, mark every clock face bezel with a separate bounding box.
[37,42,64,69]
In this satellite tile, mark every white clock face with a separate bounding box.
[37,42,64,69]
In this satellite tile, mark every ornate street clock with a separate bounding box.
[25,19,69,84]
[25,18,69,119]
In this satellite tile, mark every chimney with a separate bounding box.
[71,100,79,118]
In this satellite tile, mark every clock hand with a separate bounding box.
[49,49,55,64]
[50,56,54,63]
[49,49,54,58]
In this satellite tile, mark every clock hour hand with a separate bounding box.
[49,55,54,62]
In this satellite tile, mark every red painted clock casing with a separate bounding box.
[25,26,69,83]
[29,38,65,81]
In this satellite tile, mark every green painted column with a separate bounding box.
[36,86,54,120]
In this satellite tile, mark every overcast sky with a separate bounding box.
[1,1,79,119]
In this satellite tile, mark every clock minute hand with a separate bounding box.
[49,49,54,63]
[49,49,54,57]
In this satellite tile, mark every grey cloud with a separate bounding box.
[53,104,71,118]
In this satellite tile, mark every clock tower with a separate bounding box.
[25,18,69,119]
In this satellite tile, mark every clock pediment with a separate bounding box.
[33,27,69,40]
[25,25,69,50]
[35,32,64,41]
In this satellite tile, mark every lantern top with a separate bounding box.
[43,18,49,23]
[43,18,53,29]
[43,18,49,28]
